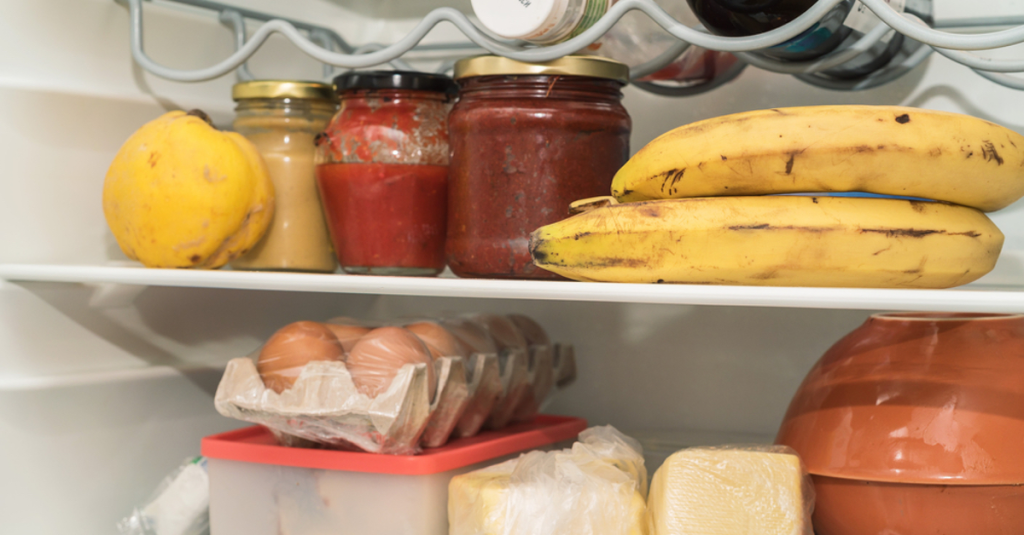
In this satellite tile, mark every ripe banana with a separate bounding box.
[529,196,1003,288]
[611,106,1024,212]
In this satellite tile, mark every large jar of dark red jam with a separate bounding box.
[447,56,631,280]
[315,71,456,276]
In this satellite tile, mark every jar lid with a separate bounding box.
[453,55,629,84]
[470,0,578,42]
[232,80,334,101]
[332,71,458,95]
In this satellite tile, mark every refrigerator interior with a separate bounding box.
[2,0,1024,532]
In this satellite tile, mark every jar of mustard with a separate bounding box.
[230,80,338,273]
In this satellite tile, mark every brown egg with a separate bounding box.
[507,314,550,346]
[441,318,499,355]
[322,322,371,352]
[471,313,528,352]
[257,321,344,394]
[346,327,436,399]
[406,321,468,359]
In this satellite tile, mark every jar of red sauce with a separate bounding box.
[315,71,456,276]
[447,56,631,279]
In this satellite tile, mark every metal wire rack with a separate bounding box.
[121,0,1024,94]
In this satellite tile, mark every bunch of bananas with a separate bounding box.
[530,106,1023,288]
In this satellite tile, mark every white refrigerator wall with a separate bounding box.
[2,1,1023,533]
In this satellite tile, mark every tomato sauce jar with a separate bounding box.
[447,56,631,280]
[315,72,456,276]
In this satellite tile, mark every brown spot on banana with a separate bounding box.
[982,141,1004,165]
[949,231,982,238]
[895,114,911,124]
[860,228,941,238]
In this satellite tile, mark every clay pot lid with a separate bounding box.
[777,312,1024,486]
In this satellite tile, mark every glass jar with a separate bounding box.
[471,0,738,87]
[686,0,855,61]
[315,71,456,277]
[229,80,337,273]
[448,56,631,280]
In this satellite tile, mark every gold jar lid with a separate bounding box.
[453,55,629,83]
[232,80,335,101]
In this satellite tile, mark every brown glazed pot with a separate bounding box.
[776,313,1024,535]
[812,475,1024,535]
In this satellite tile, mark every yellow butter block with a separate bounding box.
[647,448,808,535]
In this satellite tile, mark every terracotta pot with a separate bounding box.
[811,475,1024,535]
[777,312,1024,484]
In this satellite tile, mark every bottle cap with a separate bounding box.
[332,71,457,95]
[232,80,334,101]
[471,0,577,42]
[454,55,629,84]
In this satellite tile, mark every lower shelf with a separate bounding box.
[2,263,1024,312]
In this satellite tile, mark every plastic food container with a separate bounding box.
[202,415,586,535]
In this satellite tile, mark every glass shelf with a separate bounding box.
[3,263,1023,312]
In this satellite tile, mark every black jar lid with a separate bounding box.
[333,71,458,95]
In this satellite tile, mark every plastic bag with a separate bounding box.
[217,313,577,452]
[470,313,529,353]
[646,445,814,535]
[345,326,437,399]
[403,320,470,359]
[507,314,556,423]
[117,457,210,535]
[452,352,504,439]
[420,356,471,447]
[553,343,578,389]
[448,425,648,535]
[216,355,440,454]
[256,321,345,394]
[461,314,533,430]
[440,317,499,355]
[323,316,373,352]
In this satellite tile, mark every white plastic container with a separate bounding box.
[203,415,585,535]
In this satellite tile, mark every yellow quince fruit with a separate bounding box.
[103,109,274,268]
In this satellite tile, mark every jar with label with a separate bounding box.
[471,0,738,87]
[315,71,456,277]
[230,81,338,273]
[447,56,631,280]
[687,0,933,77]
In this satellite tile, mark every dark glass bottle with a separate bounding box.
[688,0,934,79]
[687,0,856,60]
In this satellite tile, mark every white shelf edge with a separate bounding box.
[0,363,226,392]
[3,263,1024,313]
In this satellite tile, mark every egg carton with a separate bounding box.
[215,355,485,455]
[214,344,576,455]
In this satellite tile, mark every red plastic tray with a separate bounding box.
[202,415,587,476]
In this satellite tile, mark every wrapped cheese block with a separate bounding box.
[449,425,648,535]
[647,446,813,535]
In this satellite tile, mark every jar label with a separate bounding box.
[844,0,906,36]
[568,0,611,39]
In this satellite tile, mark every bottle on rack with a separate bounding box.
[688,0,933,78]
[471,0,739,87]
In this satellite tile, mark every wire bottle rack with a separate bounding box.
[121,0,1024,94]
